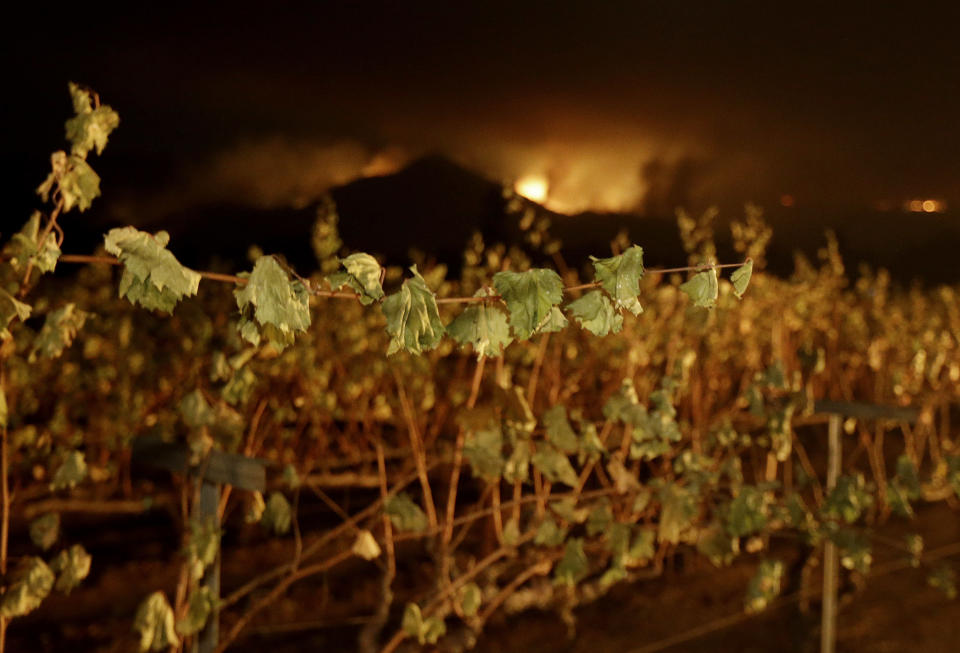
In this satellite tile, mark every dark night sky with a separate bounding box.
[7,2,960,228]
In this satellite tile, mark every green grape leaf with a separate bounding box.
[744,559,784,613]
[51,451,87,491]
[51,544,92,594]
[554,537,588,587]
[260,491,292,535]
[590,245,645,315]
[385,492,428,534]
[175,587,216,637]
[3,211,61,275]
[221,367,257,406]
[567,290,624,336]
[730,259,753,298]
[134,591,179,652]
[325,253,384,305]
[679,268,719,308]
[822,474,873,524]
[234,256,311,351]
[382,265,445,355]
[626,528,656,565]
[550,498,589,524]
[446,289,513,358]
[0,288,32,332]
[531,444,579,487]
[725,486,771,538]
[179,390,214,429]
[697,523,739,567]
[104,227,201,313]
[463,425,505,481]
[586,499,613,537]
[187,517,220,572]
[30,304,89,362]
[401,603,446,645]
[534,517,568,547]
[352,530,382,560]
[599,560,628,589]
[895,455,922,499]
[830,528,873,573]
[606,456,640,494]
[602,379,647,425]
[0,557,55,618]
[658,483,698,544]
[64,82,120,159]
[36,151,102,212]
[928,564,957,599]
[459,582,482,617]
[542,405,579,453]
[493,268,566,340]
[29,513,60,551]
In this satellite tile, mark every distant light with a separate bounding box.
[779,194,795,208]
[515,174,549,203]
[906,198,946,213]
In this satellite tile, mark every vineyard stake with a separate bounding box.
[132,437,267,653]
[821,413,841,653]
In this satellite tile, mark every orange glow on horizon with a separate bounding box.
[514,174,549,203]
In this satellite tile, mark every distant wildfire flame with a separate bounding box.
[514,174,549,203]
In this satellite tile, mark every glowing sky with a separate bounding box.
[7,3,960,222]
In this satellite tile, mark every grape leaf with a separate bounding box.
[0,557,54,618]
[64,82,120,159]
[531,443,579,487]
[187,516,220,573]
[657,483,698,544]
[459,582,482,617]
[134,592,179,652]
[401,602,446,645]
[590,245,645,315]
[586,499,613,536]
[29,513,60,551]
[325,252,384,305]
[51,451,87,491]
[179,390,214,429]
[745,559,784,613]
[51,544,92,594]
[382,265,445,355]
[554,537,588,586]
[3,211,60,275]
[542,405,579,453]
[352,530,382,560]
[463,425,505,480]
[928,564,957,599]
[446,289,513,358]
[725,486,771,538]
[385,492,428,533]
[534,517,568,546]
[679,268,719,308]
[175,587,216,637]
[730,259,753,298]
[260,491,292,535]
[493,268,566,340]
[0,289,32,334]
[234,256,311,351]
[567,290,623,336]
[104,227,202,313]
[29,304,89,361]
[822,473,873,524]
[36,151,101,212]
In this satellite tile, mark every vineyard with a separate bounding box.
[1,86,959,653]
